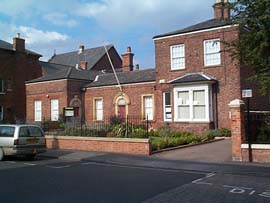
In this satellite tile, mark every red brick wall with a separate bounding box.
[84,83,156,125]
[242,149,270,163]
[46,136,151,155]
[26,80,68,121]
[154,26,241,132]
[26,79,90,122]
[0,49,42,122]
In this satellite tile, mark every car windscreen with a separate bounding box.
[0,126,15,137]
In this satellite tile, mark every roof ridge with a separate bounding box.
[52,44,113,57]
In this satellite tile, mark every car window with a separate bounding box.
[0,126,15,137]
[19,127,29,137]
[29,127,44,137]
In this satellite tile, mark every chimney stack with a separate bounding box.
[80,61,88,70]
[213,0,230,20]
[78,45,85,54]
[122,47,134,72]
[13,33,25,52]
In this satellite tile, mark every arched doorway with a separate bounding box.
[113,93,130,119]
[69,97,82,119]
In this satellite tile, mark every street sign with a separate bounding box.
[242,89,252,98]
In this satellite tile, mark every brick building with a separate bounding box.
[26,45,122,122]
[0,35,42,123]
[26,0,269,134]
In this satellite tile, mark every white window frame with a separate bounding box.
[163,92,172,121]
[142,95,154,120]
[0,105,3,121]
[204,38,221,67]
[34,100,42,122]
[170,44,185,70]
[50,99,59,121]
[0,79,4,93]
[94,98,103,121]
[173,84,213,122]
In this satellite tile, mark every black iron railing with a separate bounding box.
[244,111,270,144]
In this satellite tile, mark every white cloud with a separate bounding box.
[0,23,69,45]
[43,12,77,27]
[18,26,69,45]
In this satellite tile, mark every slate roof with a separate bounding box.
[40,61,70,75]
[153,19,231,39]
[48,45,117,70]
[170,72,217,84]
[0,39,41,56]
[84,69,156,88]
[26,67,100,84]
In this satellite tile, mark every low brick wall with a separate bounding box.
[241,144,270,163]
[45,135,151,155]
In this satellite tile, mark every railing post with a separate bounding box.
[146,115,149,137]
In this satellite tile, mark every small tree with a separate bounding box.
[230,0,270,94]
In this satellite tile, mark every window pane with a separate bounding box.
[204,39,221,66]
[19,127,29,137]
[29,127,43,137]
[171,44,185,69]
[35,101,42,122]
[193,90,205,105]
[51,99,59,121]
[0,126,15,137]
[144,96,153,120]
[193,106,206,119]
[165,93,171,106]
[95,99,103,121]
[0,79,3,92]
[0,106,3,121]
[178,91,189,105]
[178,106,189,119]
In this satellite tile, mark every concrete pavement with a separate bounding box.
[152,139,232,163]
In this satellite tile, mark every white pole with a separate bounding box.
[103,43,122,92]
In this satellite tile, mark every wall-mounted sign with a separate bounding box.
[64,107,74,117]
[242,89,253,98]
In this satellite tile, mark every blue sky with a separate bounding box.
[0,0,215,68]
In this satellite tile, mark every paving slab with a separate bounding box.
[152,139,232,163]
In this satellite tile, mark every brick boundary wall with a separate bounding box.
[229,99,270,163]
[45,135,151,156]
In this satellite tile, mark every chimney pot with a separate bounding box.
[127,47,132,53]
[79,45,85,54]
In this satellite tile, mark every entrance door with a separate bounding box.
[118,105,126,119]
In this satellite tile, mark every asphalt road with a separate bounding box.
[0,157,270,203]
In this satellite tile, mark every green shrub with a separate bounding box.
[151,134,203,151]
[220,128,231,137]
[158,125,173,137]
[130,128,148,138]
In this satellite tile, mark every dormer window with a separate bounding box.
[170,44,185,70]
[204,39,221,66]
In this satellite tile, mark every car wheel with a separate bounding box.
[0,149,4,161]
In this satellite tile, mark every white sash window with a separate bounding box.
[51,99,59,121]
[34,100,42,121]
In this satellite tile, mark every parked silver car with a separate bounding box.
[0,125,46,160]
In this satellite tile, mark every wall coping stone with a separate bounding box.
[241,144,270,150]
[228,99,245,107]
[45,135,150,143]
